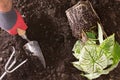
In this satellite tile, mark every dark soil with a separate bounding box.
[0,0,120,80]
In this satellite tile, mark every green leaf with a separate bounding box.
[72,40,82,59]
[83,72,102,80]
[83,63,119,80]
[85,32,97,45]
[98,34,115,58]
[98,22,103,44]
[77,44,108,73]
[72,61,83,71]
[112,42,120,64]
[86,32,96,39]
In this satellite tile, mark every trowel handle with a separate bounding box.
[20,34,30,42]
[17,28,30,42]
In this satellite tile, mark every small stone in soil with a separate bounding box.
[0,57,3,63]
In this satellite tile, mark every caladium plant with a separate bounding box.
[72,23,120,80]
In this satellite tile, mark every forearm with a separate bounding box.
[0,0,12,12]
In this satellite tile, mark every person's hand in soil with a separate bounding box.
[0,0,28,36]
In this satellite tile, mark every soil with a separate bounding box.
[0,0,120,80]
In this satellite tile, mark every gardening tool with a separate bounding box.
[0,47,28,80]
[17,28,46,68]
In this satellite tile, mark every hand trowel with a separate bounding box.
[17,28,46,68]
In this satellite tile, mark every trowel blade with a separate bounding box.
[24,41,46,68]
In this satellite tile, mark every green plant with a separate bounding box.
[72,23,120,80]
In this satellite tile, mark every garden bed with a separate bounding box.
[0,0,120,80]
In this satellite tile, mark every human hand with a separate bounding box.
[0,9,28,35]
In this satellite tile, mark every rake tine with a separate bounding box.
[0,72,7,80]
[5,46,28,73]
[5,59,28,73]
[4,47,16,73]
[0,46,28,80]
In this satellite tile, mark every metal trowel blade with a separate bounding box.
[24,41,46,68]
